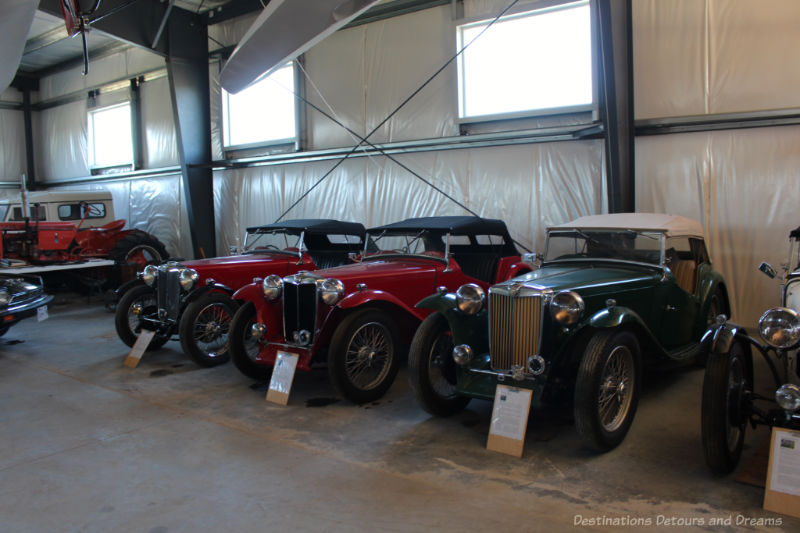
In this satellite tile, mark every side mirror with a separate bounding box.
[759,262,777,279]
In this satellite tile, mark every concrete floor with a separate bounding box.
[1,292,798,533]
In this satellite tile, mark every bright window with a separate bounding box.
[457,1,593,120]
[87,102,133,168]
[222,62,297,148]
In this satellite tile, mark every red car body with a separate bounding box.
[114,219,366,367]
[229,216,533,403]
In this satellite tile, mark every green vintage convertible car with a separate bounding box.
[408,213,729,451]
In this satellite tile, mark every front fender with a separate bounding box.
[415,291,487,346]
[232,282,263,302]
[701,320,751,354]
[589,305,649,330]
[115,277,144,298]
[184,282,235,305]
[337,289,422,319]
[415,291,458,314]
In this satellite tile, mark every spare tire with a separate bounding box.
[111,232,169,284]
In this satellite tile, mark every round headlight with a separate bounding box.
[262,274,283,301]
[452,344,473,366]
[776,383,800,412]
[758,307,800,349]
[179,268,199,291]
[550,290,585,326]
[456,284,485,315]
[0,288,10,307]
[320,278,345,306]
[142,265,158,286]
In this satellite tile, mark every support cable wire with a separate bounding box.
[273,0,521,225]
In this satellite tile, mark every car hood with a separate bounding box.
[294,257,440,285]
[499,261,661,295]
[0,276,44,298]
[180,252,298,270]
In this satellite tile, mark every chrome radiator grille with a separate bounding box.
[156,267,181,321]
[488,289,543,371]
[283,280,317,345]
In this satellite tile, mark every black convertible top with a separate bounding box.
[368,216,518,254]
[247,219,365,237]
[791,226,800,239]
[369,216,509,236]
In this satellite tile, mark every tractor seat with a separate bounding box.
[98,220,126,232]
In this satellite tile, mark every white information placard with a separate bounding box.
[123,329,156,368]
[36,305,48,322]
[266,351,299,405]
[764,427,800,518]
[487,384,533,458]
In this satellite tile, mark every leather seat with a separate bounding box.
[671,259,697,294]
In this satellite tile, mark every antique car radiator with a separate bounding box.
[283,278,317,346]
[156,265,182,321]
[488,288,544,370]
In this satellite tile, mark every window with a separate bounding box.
[222,62,297,149]
[457,1,593,120]
[58,203,107,221]
[11,205,46,221]
[87,102,133,169]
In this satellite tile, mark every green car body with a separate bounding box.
[409,213,730,451]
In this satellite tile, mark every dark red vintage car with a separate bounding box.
[114,219,366,367]
[228,216,533,403]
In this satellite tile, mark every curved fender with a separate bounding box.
[184,282,235,305]
[589,305,648,329]
[232,281,263,302]
[415,291,458,314]
[337,289,423,319]
[115,276,144,298]
[703,321,750,354]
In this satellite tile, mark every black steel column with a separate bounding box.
[596,0,635,213]
[165,17,216,259]
[130,77,144,170]
[22,89,36,189]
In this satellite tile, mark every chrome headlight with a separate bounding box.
[320,278,345,306]
[262,274,283,301]
[0,288,10,307]
[456,284,485,315]
[142,265,158,286]
[758,307,800,349]
[452,344,473,365]
[179,268,199,291]
[550,290,585,326]
[776,383,800,412]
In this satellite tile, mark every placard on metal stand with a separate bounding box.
[486,384,533,458]
[123,329,156,368]
[266,351,299,405]
[763,427,800,519]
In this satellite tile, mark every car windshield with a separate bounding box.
[366,229,444,257]
[242,230,302,253]
[545,229,664,265]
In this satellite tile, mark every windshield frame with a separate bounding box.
[543,228,667,269]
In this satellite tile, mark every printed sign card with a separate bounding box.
[487,384,533,458]
[123,329,156,368]
[764,427,800,518]
[266,351,299,405]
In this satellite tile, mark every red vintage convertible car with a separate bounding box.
[228,216,533,403]
[114,219,366,367]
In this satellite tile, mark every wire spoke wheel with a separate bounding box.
[344,322,392,391]
[597,345,634,432]
[192,302,233,356]
[427,329,458,398]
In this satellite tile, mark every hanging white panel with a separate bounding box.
[636,126,800,325]
[0,109,25,180]
[708,0,800,113]
[128,176,182,258]
[632,0,706,119]
[38,101,89,181]
[304,6,458,149]
[140,76,179,168]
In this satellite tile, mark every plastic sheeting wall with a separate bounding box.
[633,0,800,323]
[213,140,606,258]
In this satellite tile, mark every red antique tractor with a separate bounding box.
[0,190,168,287]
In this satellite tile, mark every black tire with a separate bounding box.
[574,330,641,452]
[697,287,728,367]
[328,308,402,404]
[230,301,272,381]
[408,313,470,416]
[114,284,169,351]
[701,340,750,475]
[111,233,169,284]
[179,292,238,367]
[0,325,9,337]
